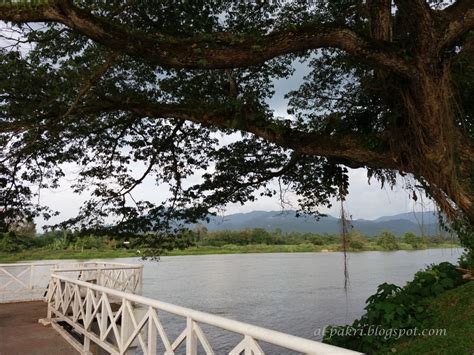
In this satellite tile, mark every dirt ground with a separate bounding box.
[0,301,76,355]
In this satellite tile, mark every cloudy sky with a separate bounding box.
[34,60,435,230]
[37,164,433,228]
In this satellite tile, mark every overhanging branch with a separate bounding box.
[80,97,397,171]
[0,0,414,76]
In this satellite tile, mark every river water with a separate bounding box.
[17,248,462,353]
[129,248,462,353]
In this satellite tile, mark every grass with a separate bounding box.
[163,243,332,255]
[162,243,460,256]
[390,281,474,355]
[0,248,137,263]
[0,242,460,263]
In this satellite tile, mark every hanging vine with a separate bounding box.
[340,196,351,290]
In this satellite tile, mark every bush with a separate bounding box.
[404,262,463,297]
[402,232,422,249]
[0,232,23,252]
[349,240,365,250]
[323,262,464,353]
[376,231,399,250]
[459,249,474,271]
[74,235,106,250]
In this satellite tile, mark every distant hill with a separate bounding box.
[374,211,439,224]
[197,210,443,237]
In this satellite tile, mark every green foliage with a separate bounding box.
[391,281,474,354]
[74,235,107,250]
[131,230,196,259]
[402,232,422,249]
[0,226,459,259]
[376,231,399,250]
[405,263,464,297]
[349,240,365,250]
[201,228,285,246]
[0,231,43,252]
[48,237,69,250]
[44,230,76,250]
[0,2,394,241]
[323,262,465,353]
[0,232,23,252]
[0,1,472,254]
[458,249,474,271]
[451,217,474,253]
[348,231,368,250]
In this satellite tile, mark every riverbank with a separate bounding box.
[390,281,474,354]
[0,249,137,263]
[0,242,461,263]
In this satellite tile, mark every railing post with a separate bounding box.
[147,308,157,354]
[100,293,108,341]
[83,337,90,353]
[138,266,144,295]
[121,299,134,354]
[29,264,34,291]
[186,317,197,355]
[84,289,92,330]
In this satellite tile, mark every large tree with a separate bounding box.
[0,0,473,247]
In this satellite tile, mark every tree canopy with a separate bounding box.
[0,0,473,248]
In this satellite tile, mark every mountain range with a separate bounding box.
[197,211,444,237]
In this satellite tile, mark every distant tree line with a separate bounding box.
[0,225,459,254]
[0,230,117,253]
[193,226,457,251]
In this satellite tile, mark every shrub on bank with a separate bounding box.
[459,249,474,271]
[376,231,399,250]
[0,231,42,252]
[0,232,23,252]
[323,262,465,354]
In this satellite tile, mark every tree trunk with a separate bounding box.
[367,1,473,226]
[397,64,474,225]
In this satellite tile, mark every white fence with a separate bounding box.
[0,262,58,302]
[46,273,360,355]
[53,262,143,295]
[0,262,143,303]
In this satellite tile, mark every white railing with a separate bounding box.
[0,262,58,303]
[46,273,360,355]
[53,262,143,295]
[0,261,143,303]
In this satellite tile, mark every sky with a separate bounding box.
[34,60,435,230]
[37,164,433,228]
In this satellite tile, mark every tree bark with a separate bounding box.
[396,64,473,223]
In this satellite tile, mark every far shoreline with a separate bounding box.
[0,243,462,263]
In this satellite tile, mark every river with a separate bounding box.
[125,248,462,353]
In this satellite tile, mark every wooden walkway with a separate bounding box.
[0,301,76,355]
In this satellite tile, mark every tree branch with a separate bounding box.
[118,121,184,197]
[368,0,392,42]
[394,0,436,54]
[201,151,303,206]
[63,51,118,118]
[82,97,397,171]
[440,0,474,52]
[0,0,414,76]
